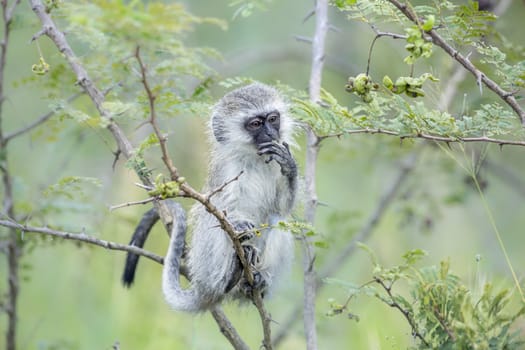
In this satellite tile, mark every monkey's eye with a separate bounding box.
[267,112,280,124]
[247,118,263,130]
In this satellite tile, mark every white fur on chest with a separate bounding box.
[213,149,288,224]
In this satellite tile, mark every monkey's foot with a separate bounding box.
[240,271,267,299]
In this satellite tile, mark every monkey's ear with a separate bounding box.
[212,115,227,143]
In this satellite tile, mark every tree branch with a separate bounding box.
[331,129,525,148]
[301,0,330,349]
[134,46,180,180]
[386,0,525,126]
[3,91,83,143]
[210,306,250,350]
[0,220,164,264]
[1,2,23,349]
[374,277,429,346]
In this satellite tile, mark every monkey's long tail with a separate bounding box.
[121,207,160,287]
[162,201,203,312]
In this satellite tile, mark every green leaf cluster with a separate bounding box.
[340,247,525,349]
[285,82,520,142]
[54,0,224,122]
[43,176,102,200]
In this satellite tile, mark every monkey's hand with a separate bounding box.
[257,141,297,179]
[233,220,255,243]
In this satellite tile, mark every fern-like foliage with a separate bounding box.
[327,247,525,349]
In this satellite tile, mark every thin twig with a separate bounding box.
[109,197,158,211]
[4,91,83,143]
[134,46,180,181]
[366,30,407,76]
[0,219,164,264]
[4,80,119,144]
[432,306,456,342]
[29,0,137,161]
[294,35,313,44]
[374,277,429,346]
[206,171,244,200]
[326,128,525,148]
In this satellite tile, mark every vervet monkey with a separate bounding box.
[122,83,297,312]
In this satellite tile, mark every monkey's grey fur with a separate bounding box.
[121,83,297,312]
[162,83,297,312]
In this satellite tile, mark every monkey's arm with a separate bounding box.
[122,207,160,287]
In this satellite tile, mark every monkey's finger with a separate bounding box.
[258,145,287,158]
[257,141,284,151]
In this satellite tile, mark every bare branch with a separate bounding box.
[366,30,407,76]
[386,0,525,126]
[109,197,158,212]
[134,46,180,180]
[374,277,429,346]
[294,35,313,44]
[1,2,23,349]
[3,91,84,143]
[328,129,525,148]
[301,0,330,349]
[206,171,244,200]
[0,219,164,264]
[210,306,250,350]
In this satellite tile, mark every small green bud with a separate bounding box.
[383,75,394,89]
[422,15,435,32]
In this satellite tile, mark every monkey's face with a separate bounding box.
[244,110,281,145]
[210,83,295,150]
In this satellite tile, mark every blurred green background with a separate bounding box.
[1,0,525,349]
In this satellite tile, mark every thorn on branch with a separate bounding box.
[303,8,315,23]
[31,28,47,42]
[206,171,244,200]
[328,24,341,33]
[294,35,313,44]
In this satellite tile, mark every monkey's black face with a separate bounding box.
[244,111,280,145]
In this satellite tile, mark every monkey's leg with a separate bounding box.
[238,244,267,298]
[224,221,258,293]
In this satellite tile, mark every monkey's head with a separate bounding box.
[210,83,295,151]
